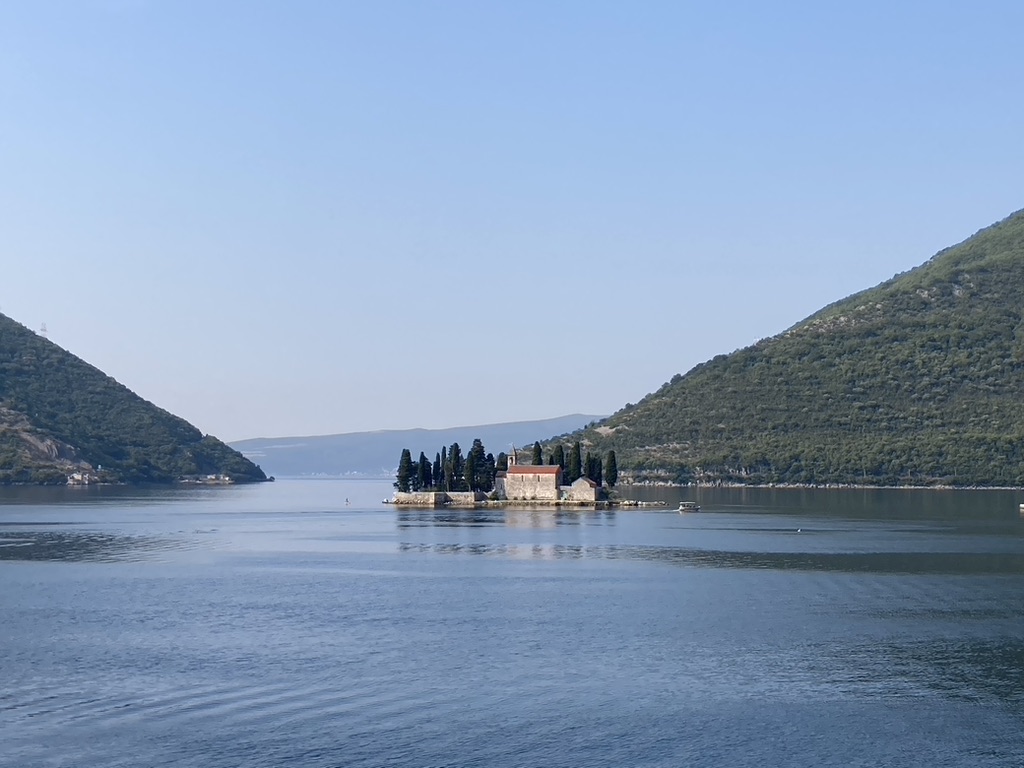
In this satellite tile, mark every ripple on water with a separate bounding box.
[397,540,1024,575]
[0,530,197,563]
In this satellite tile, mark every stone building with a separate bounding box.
[564,476,599,502]
[502,464,563,500]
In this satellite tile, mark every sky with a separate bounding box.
[2,1,1023,442]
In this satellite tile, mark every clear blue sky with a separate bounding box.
[2,1,1022,441]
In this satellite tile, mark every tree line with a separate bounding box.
[528,440,618,487]
[395,438,618,493]
[395,439,503,493]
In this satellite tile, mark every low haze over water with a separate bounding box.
[2,481,1023,767]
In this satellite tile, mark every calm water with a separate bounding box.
[2,481,1023,767]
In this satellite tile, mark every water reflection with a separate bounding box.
[625,485,1024,523]
[398,541,1024,574]
[0,483,250,508]
[396,510,505,528]
[0,530,191,562]
[396,508,616,529]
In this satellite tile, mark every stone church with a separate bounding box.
[495,464,563,500]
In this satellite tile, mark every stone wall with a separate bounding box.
[393,491,485,506]
[393,491,446,506]
[504,473,561,500]
[564,479,600,502]
[445,491,486,505]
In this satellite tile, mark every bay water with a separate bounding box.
[2,480,1023,767]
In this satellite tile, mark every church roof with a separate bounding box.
[507,465,561,475]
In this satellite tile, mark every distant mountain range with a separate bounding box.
[230,414,604,478]
[0,313,265,485]
[555,208,1024,487]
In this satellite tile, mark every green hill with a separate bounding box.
[0,313,266,485]
[562,208,1024,487]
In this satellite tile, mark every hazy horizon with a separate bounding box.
[4,2,1022,442]
[229,412,606,444]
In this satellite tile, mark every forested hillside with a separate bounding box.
[566,209,1024,487]
[0,313,266,484]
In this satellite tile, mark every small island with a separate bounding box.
[391,439,619,507]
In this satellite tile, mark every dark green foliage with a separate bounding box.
[483,452,496,491]
[416,451,431,490]
[552,444,565,470]
[449,443,465,491]
[585,452,602,485]
[0,313,266,485]
[605,451,618,487]
[567,441,582,483]
[443,460,455,491]
[467,439,486,489]
[461,439,495,492]
[464,450,476,493]
[395,448,413,492]
[532,441,543,465]
[396,437,497,493]
[496,452,508,472]
[561,209,1024,487]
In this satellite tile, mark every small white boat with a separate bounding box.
[677,501,700,513]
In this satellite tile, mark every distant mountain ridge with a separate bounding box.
[558,208,1024,487]
[0,313,266,485]
[230,414,604,478]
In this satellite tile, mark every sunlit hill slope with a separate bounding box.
[567,209,1024,487]
[0,313,266,485]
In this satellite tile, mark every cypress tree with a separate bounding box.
[483,453,496,492]
[568,441,582,483]
[433,452,442,490]
[395,448,414,492]
[496,452,508,472]
[552,444,565,471]
[449,443,464,491]
[464,450,476,492]
[416,452,431,490]
[411,454,422,492]
[531,441,543,465]
[468,439,488,491]
[605,450,618,488]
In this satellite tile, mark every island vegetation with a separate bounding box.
[0,312,267,485]
[395,438,618,493]
[552,208,1024,488]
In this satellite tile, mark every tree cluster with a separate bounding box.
[395,438,502,493]
[531,440,619,487]
[396,438,619,492]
